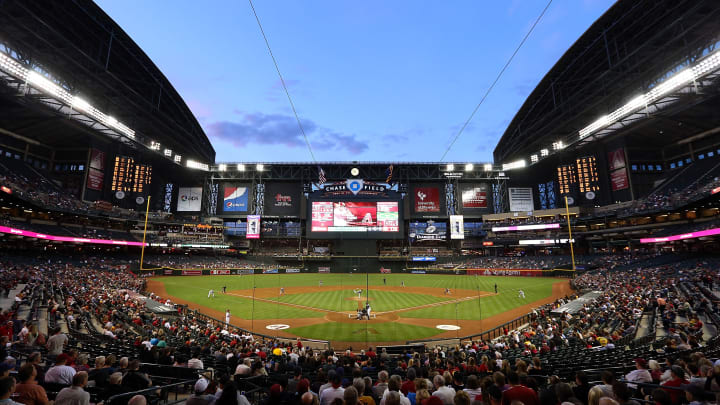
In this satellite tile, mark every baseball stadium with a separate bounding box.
[0,1,719,405]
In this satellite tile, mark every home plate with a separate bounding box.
[436,324,461,331]
[266,324,290,330]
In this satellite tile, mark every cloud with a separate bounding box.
[206,112,368,155]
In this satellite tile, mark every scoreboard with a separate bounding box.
[111,156,152,193]
[557,155,599,195]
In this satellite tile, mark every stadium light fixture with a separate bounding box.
[237,164,245,171]
[530,154,538,163]
[26,71,62,98]
[579,49,720,140]
[552,141,564,150]
[174,155,182,163]
[164,149,172,157]
[502,159,526,171]
[465,163,474,171]
[484,163,493,171]
[540,149,549,157]
[218,164,227,171]
[446,164,454,171]
[187,160,209,171]
[71,96,91,112]
[150,141,161,151]
[2,51,136,140]
[256,163,264,171]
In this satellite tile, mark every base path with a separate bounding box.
[145,278,574,347]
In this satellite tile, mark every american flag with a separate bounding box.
[385,164,394,184]
[318,166,326,184]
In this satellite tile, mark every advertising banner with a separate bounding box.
[210,270,231,275]
[466,269,545,277]
[411,270,427,274]
[408,220,446,241]
[264,182,302,216]
[89,149,105,170]
[414,186,441,213]
[177,187,203,211]
[509,187,535,212]
[412,256,436,262]
[380,267,391,274]
[181,270,203,276]
[246,215,261,239]
[262,269,279,274]
[87,168,104,191]
[163,269,174,275]
[286,268,301,273]
[449,215,464,240]
[610,168,629,191]
[460,183,489,209]
[608,148,626,170]
[222,184,251,212]
[318,267,331,273]
[608,148,629,191]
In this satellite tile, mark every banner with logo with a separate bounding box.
[449,215,464,240]
[466,269,545,277]
[181,270,203,276]
[318,267,331,273]
[210,270,231,275]
[286,268,301,273]
[608,148,629,191]
[262,268,279,274]
[459,183,492,216]
[264,182,302,216]
[221,184,251,212]
[163,269,174,275]
[509,187,534,212]
[414,186,440,212]
[380,267,391,274]
[408,220,447,241]
[246,215,261,239]
[411,270,427,274]
[610,168,629,191]
[87,168,104,191]
[177,187,203,211]
[410,183,445,217]
[89,149,105,170]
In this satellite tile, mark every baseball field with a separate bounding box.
[146,273,572,346]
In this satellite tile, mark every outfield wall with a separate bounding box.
[138,266,573,277]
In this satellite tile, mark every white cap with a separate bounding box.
[194,378,209,393]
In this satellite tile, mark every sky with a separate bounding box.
[95,0,615,164]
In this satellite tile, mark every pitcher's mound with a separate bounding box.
[345,296,373,302]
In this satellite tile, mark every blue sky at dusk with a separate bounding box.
[96,0,615,164]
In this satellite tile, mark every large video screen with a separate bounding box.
[311,201,399,233]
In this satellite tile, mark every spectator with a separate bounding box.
[501,372,538,405]
[46,328,68,357]
[320,372,345,405]
[44,354,76,385]
[432,374,455,405]
[54,372,90,405]
[0,376,21,405]
[14,363,49,405]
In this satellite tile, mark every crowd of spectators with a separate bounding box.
[0,249,717,405]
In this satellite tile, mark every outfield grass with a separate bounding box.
[153,273,562,341]
[272,289,448,312]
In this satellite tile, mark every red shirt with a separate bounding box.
[401,380,416,395]
[501,385,539,405]
[661,378,689,404]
